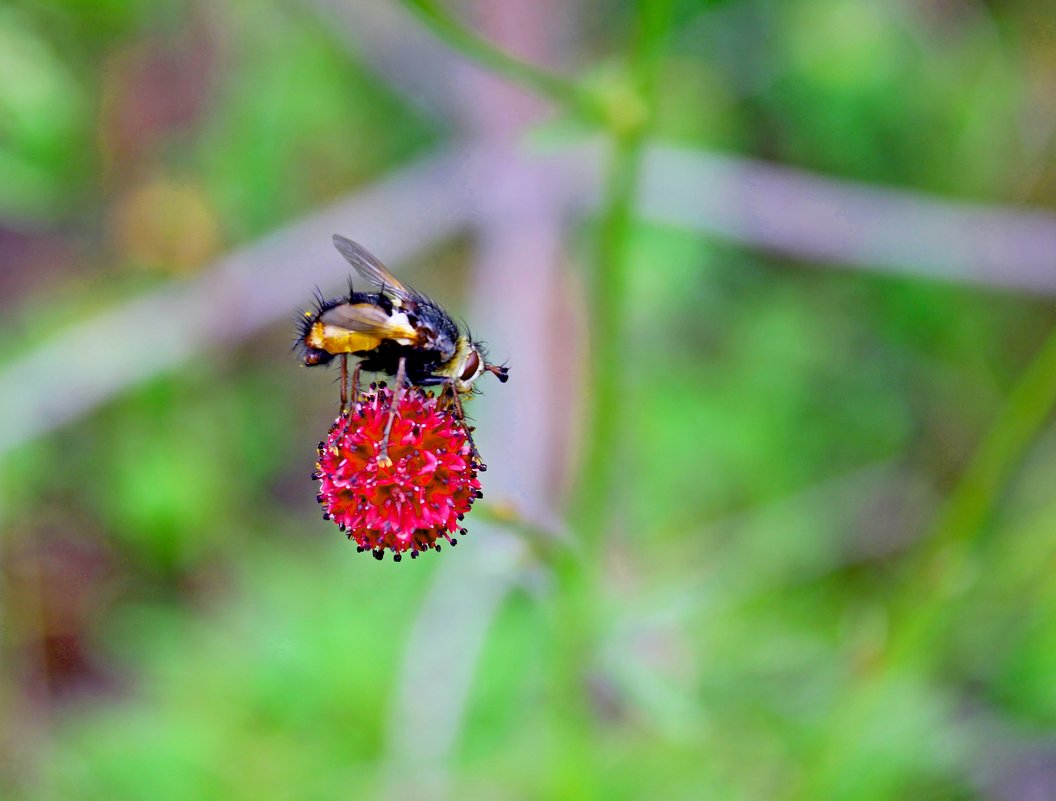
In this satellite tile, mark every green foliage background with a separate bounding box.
[3,1,1056,799]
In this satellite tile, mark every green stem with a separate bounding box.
[574,0,672,548]
[398,0,587,112]
[573,136,643,544]
[925,329,1056,550]
[891,323,1056,661]
[545,132,646,799]
[546,3,674,797]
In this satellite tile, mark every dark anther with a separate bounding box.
[459,528,468,535]
[315,493,324,503]
[317,441,325,450]
[373,549,384,561]
[434,544,442,552]
[394,553,402,562]
[311,472,321,480]
[457,513,465,521]
[474,490,484,499]
[338,523,346,532]
[410,550,419,559]
[450,538,457,547]
[356,545,365,553]
[478,463,487,472]
[378,381,387,389]
[322,512,331,520]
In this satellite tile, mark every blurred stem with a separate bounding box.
[398,0,589,113]
[796,323,1056,800]
[547,2,673,796]
[574,0,672,549]
[572,139,642,543]
[547,133,647,797]
[887,322,1056,660]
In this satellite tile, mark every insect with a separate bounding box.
[298,235,509,466]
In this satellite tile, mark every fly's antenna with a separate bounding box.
[484,361,509,383]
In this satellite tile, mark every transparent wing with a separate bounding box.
[318,301,419,342]
[332,235,409,296]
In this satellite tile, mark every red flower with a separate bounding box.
[313,385,482,561]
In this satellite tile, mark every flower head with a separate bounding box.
[313,385,482,561]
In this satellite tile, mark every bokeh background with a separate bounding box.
[4,1,1056,799]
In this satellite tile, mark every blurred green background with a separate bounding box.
[4,1,1056,799]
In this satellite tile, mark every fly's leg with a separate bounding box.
[339,355,348,415]
[445,379,484,470]
[377,356,407,468]
[350,362,362,405]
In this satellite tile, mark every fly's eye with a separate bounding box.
[460,350,481,382]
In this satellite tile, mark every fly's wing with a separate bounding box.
[318,302,419,344]
[332,235,411,300]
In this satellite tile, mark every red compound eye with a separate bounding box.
[459,349,481,383]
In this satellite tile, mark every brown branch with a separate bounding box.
[0,149,473,457]
[635,145,1056,295]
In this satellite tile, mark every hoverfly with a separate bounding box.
[298,235,508,466]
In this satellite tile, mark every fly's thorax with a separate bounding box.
[406,296,460,359]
